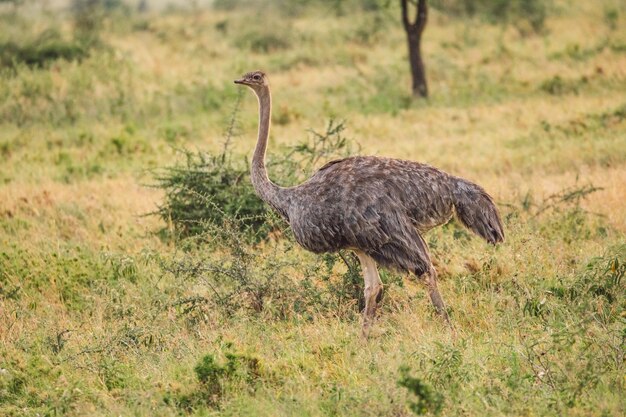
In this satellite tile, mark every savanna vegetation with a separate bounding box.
[0,0,625,416]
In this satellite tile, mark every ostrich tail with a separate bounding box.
[452,178,504,245]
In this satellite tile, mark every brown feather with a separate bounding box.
[282,156,503,275]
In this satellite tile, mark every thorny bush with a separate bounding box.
[153,116,357,243]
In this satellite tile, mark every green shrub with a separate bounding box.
[162,213,371,320]
[551,245,625,321]
[235,29,292,53]
[213,0,386,16]
[398,367,444,415]
[269,118,358,184]
[193,354,224,405]
[603,7,619,31]
[515,245,625,410]
[71,0,125,45]
[319,252,365,311]
[153,148,269,243]
[165,350,263,410]
[431,0,548,34]
[153,118,356,243]
[99,358,136,391]
[539,75,582,96]
[0,30,88,69]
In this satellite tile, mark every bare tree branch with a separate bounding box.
[401,0,411,29]
[416,0,428,34]
[400,0,429,97]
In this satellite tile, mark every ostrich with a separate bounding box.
[234,70,504,336]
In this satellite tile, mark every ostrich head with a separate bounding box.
[234,70,268,92]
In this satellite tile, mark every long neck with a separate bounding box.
[250,86,285,214]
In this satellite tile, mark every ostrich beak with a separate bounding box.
[234,78,246,85]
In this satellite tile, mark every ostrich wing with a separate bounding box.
[287,156,445,275]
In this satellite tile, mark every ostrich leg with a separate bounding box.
[425,266,455,332]
[412,233,454,332]
[355,251,384,338]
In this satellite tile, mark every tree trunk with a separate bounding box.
[401,0,428,98]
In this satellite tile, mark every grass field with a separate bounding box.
[1,1,625,416]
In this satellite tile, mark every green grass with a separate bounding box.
[1,1,625,416]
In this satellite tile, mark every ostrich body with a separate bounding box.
[235,71,504,336]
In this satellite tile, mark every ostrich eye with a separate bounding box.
[253,74,261,81]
